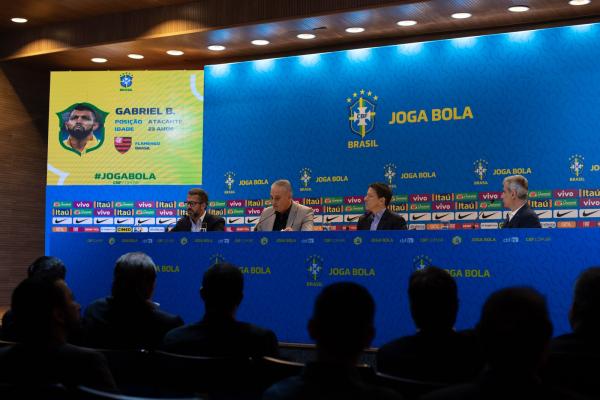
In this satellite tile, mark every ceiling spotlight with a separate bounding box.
[297,33,316,40]
[11,17,28,23]
[451,12,472,19]
[397,20,418,27]
[128,54,144,59]
[166,50,184,56]
[208,45,226,51]
[569,0,591,5]
[91,58,107,63]
[508,6,530,12]
[345,27,365,33]
[251,40,270,46]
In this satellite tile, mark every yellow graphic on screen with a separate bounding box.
[47,71,203,185]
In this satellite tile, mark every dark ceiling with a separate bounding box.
[1,0,599,70]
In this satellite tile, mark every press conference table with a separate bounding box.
[48,229,600,346]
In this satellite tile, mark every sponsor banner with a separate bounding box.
[554,210,578,219]
[557,221,577,228]
[552,189,578,198]
[344,214,362,223]
[149,227,166,232]
[479,211,503,221]
[480,222,499,229]
[94,218,114,225]
[73,209,93,216]
[553,199,578,208]
[579,209,600,218]
[432,212,454,222]
[408,223,426,230]
[313,215,324,224]
[534,210,553,219]
[529,190,553,199]
[409,213,431,222]
[73,217,93,225]
[541,221,557,229]
[323,215,343,224]
[133,227,149,232]
[52,217,73,224]
[157,218,177,225]
[580,198,600,208]
[135,217,156,225]
[245,217,260,225]
[115,217,134,225]
[47,71,203,185]
[227,217,245,225]
[455,212,477,221]
[100,227,116,232]
[52,227,68,232]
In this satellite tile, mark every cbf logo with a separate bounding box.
[473,159,489,185]
[299,168,312,192]
[569,154,585,182]
[224,171,236,194]
[412,255,433,271]
[346,90,379,149]
[384,163,397,188]
[119,73,133,92]
[306,255,324,287]
[209,253,226,266]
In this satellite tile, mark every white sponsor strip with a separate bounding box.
[410,213,431,222]
[52,217,73,224]
[432,212,455,222]
[94,218,114,225]
[554,209,577,219]
[534,210,552,219]
[135,218,156,225]
[579,209,600,218]
[323,215,343,224]
[227,217,245,225]
[344,214,362,223]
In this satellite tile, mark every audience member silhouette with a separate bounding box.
[0,277,117,391]
[1,256,67,342]
[162,263,278,357]
[544,267,600,397]
[423,287,578,400]
[83,252,183,349]
[264,282,402,400]
[377,266,482,383]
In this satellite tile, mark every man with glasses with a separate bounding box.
[170,188,225,232]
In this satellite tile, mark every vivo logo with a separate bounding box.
[74,201,92,208]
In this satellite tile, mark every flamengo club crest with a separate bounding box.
[114,137,132,154]
[346,89,379,149]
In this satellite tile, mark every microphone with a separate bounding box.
[473,198,496,229]
[254,211,276,231]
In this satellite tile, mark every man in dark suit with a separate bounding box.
[264,282,401,400]
[162,263,279,357]
[423,288,571,400]
[170,188,225,232]
[0,277,117,391]
[500,175,541,228]
[544,267,600,397]
[357,182,407,230]
[377,266,482,383]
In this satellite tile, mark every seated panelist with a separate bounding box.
[254,179,314,231]
[357,182,407,230]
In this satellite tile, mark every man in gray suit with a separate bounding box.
[255,180,314,231]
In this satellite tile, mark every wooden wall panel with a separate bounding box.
[0,62,48,310]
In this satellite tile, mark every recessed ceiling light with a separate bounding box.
[345,27,365,33]
[397,20,418,27]
[297,33,316,40]
[569,0,591,5]
[166,50,184,56]
[127,54,144,59]
[451,12,472,19]
[11,17,28,23]
[208,45,226,51]
[508,5,530,12]
[91,58,107,63]
[251,40,270,46]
